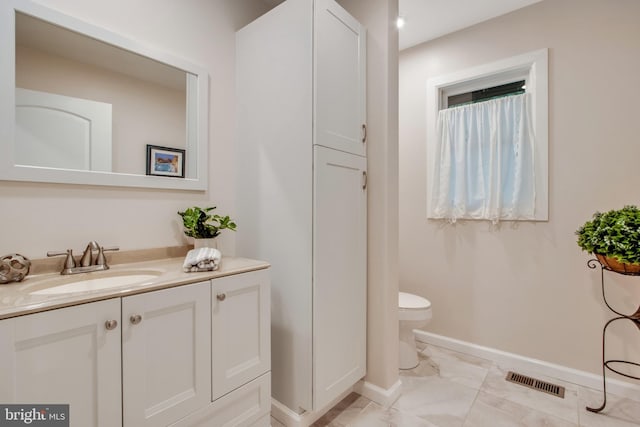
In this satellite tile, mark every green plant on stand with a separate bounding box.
[178,206,237,249]
[576,205,640,274]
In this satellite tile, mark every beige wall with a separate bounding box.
[338,0,400,391]
[400,0,640,380]
[1,0,270,258]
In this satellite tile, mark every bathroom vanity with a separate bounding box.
[0,257,271,427]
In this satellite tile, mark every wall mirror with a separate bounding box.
[0,0,208,190]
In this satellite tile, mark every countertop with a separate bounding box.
[0,256,270,320]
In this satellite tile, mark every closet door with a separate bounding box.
[314,0,366,157]
[313,145,367,410]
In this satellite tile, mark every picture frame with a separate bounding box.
[146,145,185,178]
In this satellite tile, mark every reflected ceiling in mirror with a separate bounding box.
[0,0,208,190]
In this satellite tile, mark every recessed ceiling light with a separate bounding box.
[396,16,405,29]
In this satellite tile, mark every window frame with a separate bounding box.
[426,48,549,221]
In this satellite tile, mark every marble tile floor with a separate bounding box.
[271,343,640,427]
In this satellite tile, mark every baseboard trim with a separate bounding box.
[270,399,305,427]
[354,378,402,408]
[414,330,640,400]
[270,388,354,427]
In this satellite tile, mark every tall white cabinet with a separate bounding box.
[236,0,366,414]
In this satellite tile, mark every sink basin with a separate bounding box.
[29,270,163,295]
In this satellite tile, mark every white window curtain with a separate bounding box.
[430,93,535,222]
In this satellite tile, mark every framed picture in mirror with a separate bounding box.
[146,145,185,178]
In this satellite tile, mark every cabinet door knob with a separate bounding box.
[217,293,226,301]
[362,171,367,190]
[361,124,367,144]
[130,314,142,325]
[105,320,118,330]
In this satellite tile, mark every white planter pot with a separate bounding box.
[193,238,218,249]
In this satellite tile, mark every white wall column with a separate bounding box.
[337,0,400,398]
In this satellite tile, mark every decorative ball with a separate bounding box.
[0,253,31,284]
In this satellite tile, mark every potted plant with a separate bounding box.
[178,206,237,249]
[576,205,640,274]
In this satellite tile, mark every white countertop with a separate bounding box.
[0,256,269,320]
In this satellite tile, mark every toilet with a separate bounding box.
[398,292,432,370]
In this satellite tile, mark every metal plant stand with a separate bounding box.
[586,258,640,413]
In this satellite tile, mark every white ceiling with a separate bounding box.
[260,0,543,51]
[399,0,543,50]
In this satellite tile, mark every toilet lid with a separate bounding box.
[399,292,431,309]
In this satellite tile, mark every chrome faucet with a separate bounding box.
[47,241,119,275]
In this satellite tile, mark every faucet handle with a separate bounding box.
[95,246,119,268]
[47,249,76,269]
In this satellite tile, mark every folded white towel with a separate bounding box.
[183,247,222,272]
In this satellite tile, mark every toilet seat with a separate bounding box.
[399,292,432,322]
[399,292,431,310]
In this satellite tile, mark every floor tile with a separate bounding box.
[393,374,480,427]
[311,393,371,427]
[286,343,640,427]
[480,365,580,424]
[577,385,640,427]
[413,345,492,389]
[463,391,578,427]
[271,415,286,427]
[350,403,438,427]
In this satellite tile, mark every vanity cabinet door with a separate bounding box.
[122,281,211,427]
[211,269,270,401]
[0,298,122,427]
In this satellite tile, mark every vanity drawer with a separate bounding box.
[169,372,271,427]
[209,372,271,427]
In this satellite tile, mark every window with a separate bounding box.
[426,49,548,221]
[446,80,525,108]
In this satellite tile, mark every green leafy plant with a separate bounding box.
[576,205,640,264]
[178,206,237,239]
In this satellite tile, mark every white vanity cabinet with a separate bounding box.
[0,281,210,427]
[236,0,366,415]
[0,266,271,427]
[122,282,211,427]
[0,298,122,427]
[168,269,271,427]
[211,270,270,401]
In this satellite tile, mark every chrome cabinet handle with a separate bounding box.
[105,320,118,330]
[362,124,367,143]
[362,171,367,190]
[130,314,142,325]
[217,293,226,301]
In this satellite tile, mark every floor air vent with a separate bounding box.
[505,371,565,398]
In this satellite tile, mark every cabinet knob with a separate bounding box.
[105,320,118,330]
[362,171,367,190]
[130,314,142,325]
[361,124,367,144]
[217,293,226,301]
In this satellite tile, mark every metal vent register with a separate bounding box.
[505,371,565,398]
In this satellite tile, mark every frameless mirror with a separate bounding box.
[0,0,208,190]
